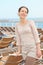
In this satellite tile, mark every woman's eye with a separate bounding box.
[22,10,24,12]
[25,11,27,13]
[21,10,27,13]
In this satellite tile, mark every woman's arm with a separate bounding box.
[30,21,42,58]
[15,25,21,54]
[36,43,42,58]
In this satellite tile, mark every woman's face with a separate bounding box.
[18,8,28,19]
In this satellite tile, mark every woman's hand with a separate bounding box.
[16,52,20,55]
[36,49,42,58]
[36,43,42,58]
[13,52,21,56]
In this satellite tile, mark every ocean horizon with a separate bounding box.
[0,18,43,28]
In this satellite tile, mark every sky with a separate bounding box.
[0,0,43,19]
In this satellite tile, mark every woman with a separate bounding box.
[15,6,42,65]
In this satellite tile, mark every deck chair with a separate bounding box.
[25,56,43,65]
[0,37,14,58]
[4,55,23,65]
[40,36,43,42]
[0,37,14,48]
[37,28,42,33]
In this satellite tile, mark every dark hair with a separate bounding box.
[18,6,29,14]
